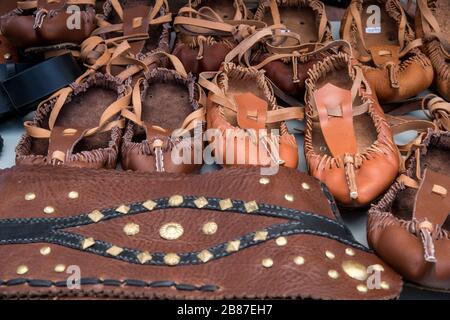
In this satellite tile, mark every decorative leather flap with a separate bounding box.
[235,92,268,130]
[123,5,152,54]
[369,45,400,67]
[314,83,357,157]
[48,126,87,162]
[413,168,450,226]
[0,166,402,300]
[38,0,67,10]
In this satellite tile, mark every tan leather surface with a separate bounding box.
[368,130,450,290]
[0,165,402,299]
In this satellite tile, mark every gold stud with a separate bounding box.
[254,230,268,241]
[137,251,152,264]
[168,195,184,207]
[244,201,258,213]
[219,198,233,210]
[123,223,140,236]
[226,240,240,253]
[276,237,287,246]
[325,250,335,260]
[160,222,184,240]
[194,197,209,208]
[68,191,79,199]
[301,182,310,190]
[357,284,368,293]
[342,261,368,281]
[106,246,123,256]
[370,264,385,272]
[4,53,12,60]
[294,256,305,265]
[16,265,28,275]
[328,270,339,279]
[259,177,270,185]
[142,200,157,211]
[164,253,180,266]
[25,193,36,201]
[54,264,66,273]
[116,205,130,214]
[197,250,214,263]
[43,206,55,215]
[345,248,355,256]
[40,246,51,256]
[262,258,274,268]
[284,194,294,202]
[81,237,95,250]
[88,210,104,223]
[202,222,218,235]
[380,281,390,290]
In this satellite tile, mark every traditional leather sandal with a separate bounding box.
[0,165,402,299]
[249,0,335,97]
[340,0,434,102]
[199,62,303,169]
[172,0,265,75]
[304,52,400,207]
[369,129,450,291]
[121,53,206,173]
[415,0,450,101]
[16,72,132,169]
[0,0,97,48]
[79,0,171,80]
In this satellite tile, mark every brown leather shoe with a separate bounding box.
[0,0,96,48]
[369,129,450,291]
[250,0,335,97]
[199,62,303,169]
[172,0,264,75]
[16,73,132,169]
[121,53,206,173]
[304,52,400,207]
[415,0,450,101]
[340,0,434,102]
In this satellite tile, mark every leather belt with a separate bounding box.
[0,54,82,121]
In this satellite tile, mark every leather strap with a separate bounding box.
[17,0,95,10]
[0,54,81,120]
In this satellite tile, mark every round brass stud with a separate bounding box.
[40,246,51,256]
[43,206,55,215]
[16,265,28,275]
[160,222,184,240]
[342,261,368,281]
[262,258,274,268]
[259,177,270,185]
[357,284,368,293]
[68,191,79,199]
[164,253,180,266]
[202,222,218,235]
[4,53,12,60]
[25,193,36,201]
[301,182,311,190]
[345,248,355,256]
[275,237,287,246]
[123,222,140,236]
[325,250,335,260]
[54,264,66,273]
[284,194,294,202]
[294,256,305,265]
[380,281,390,290]
[328,270,339,279]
